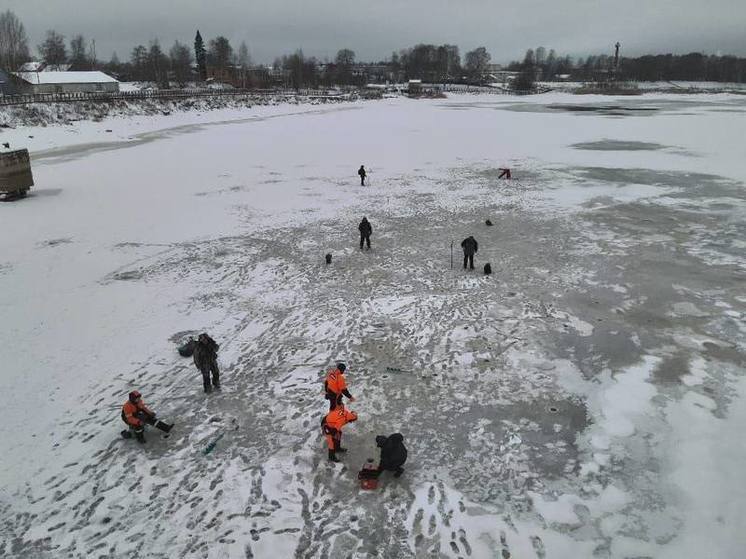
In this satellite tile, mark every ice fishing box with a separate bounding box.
[0,149,34,200]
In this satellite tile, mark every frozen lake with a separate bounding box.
[1,93,745,558]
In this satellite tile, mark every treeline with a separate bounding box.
[389,44,492,82]
[508,45,746,83]
[619,53,746,82]
[3,9,746,88]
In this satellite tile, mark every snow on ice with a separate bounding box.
[1,92,745,557]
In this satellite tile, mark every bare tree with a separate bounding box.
[148,40,169,86]
[335,48,355,85]
[38,30,67,66]
[464,46,491,83]
[0,10,30,71]
[208,36,233,73]
[69,34,88,69]
[130,45,148,81]
[170,41,193,86]
[88,39,98,70]
[237,41,252,88]
[436,44,460,82]
[535,46,546,66]
[523,49,535,67]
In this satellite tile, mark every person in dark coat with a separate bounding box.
[358,165,367,186]
[461,236,478,270]
[359,217,372,250]
[193,333,220,393]
[376,433,407,477]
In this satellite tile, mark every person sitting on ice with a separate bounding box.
[121,390,173,443]
[376,433,407,477]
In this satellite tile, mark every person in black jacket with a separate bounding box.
[193,333,220,393]
[358,165,367,186]
[359,217,372,250]
[376,433,407,477]
[461,236,478,270]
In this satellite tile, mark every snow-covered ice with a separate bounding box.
[1,92,745,557]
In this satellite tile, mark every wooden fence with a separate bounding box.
[0,88,351,107]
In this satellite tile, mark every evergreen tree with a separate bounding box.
[194,30,206,81]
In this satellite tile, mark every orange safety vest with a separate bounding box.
[325,368,348,396]
[322,405,358,449]
[324,405,357,431]
[122,400,153,427]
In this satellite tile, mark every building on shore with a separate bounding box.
[11,71,119,94]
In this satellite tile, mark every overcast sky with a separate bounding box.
[5,0,746,64]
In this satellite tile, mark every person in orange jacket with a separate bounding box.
[321,404,358,462]
[121,390,173,443]
[324,362,356,411]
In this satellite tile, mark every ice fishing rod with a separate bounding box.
[203,432,225,455]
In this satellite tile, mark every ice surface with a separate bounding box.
[1,92,745,557]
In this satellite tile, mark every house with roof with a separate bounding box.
[11,71,119,94]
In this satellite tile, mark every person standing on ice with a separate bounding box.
[121,390,173,443]
[322,403,358,462]
[358,217,372,250]
[193,333,220,393]
[324,362,356,410]
[358,165,367,186]
[461,235,478,270]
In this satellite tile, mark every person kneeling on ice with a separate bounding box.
[321,404,358,462]
[194,333,220,393]
[121,391,173,443]
[376,433,407,477]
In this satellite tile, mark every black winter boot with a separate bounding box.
[135,429,146,444]
[328,450,340,462]
[204,382,212,393]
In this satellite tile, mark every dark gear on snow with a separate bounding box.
[461,236,478,270]
[194,333,220,392]
[498,168,511,179]
[325,253,332,264]
[358,165,366,186]
[376,433,407,477]
[178,337,196,357]
[485,219,493,226]
[358,217,372,250]
[358,458,381,490]
[484,263,492,275]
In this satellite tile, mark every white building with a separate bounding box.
[11,71,119,94]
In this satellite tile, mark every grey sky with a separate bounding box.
[5,0,746,64]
